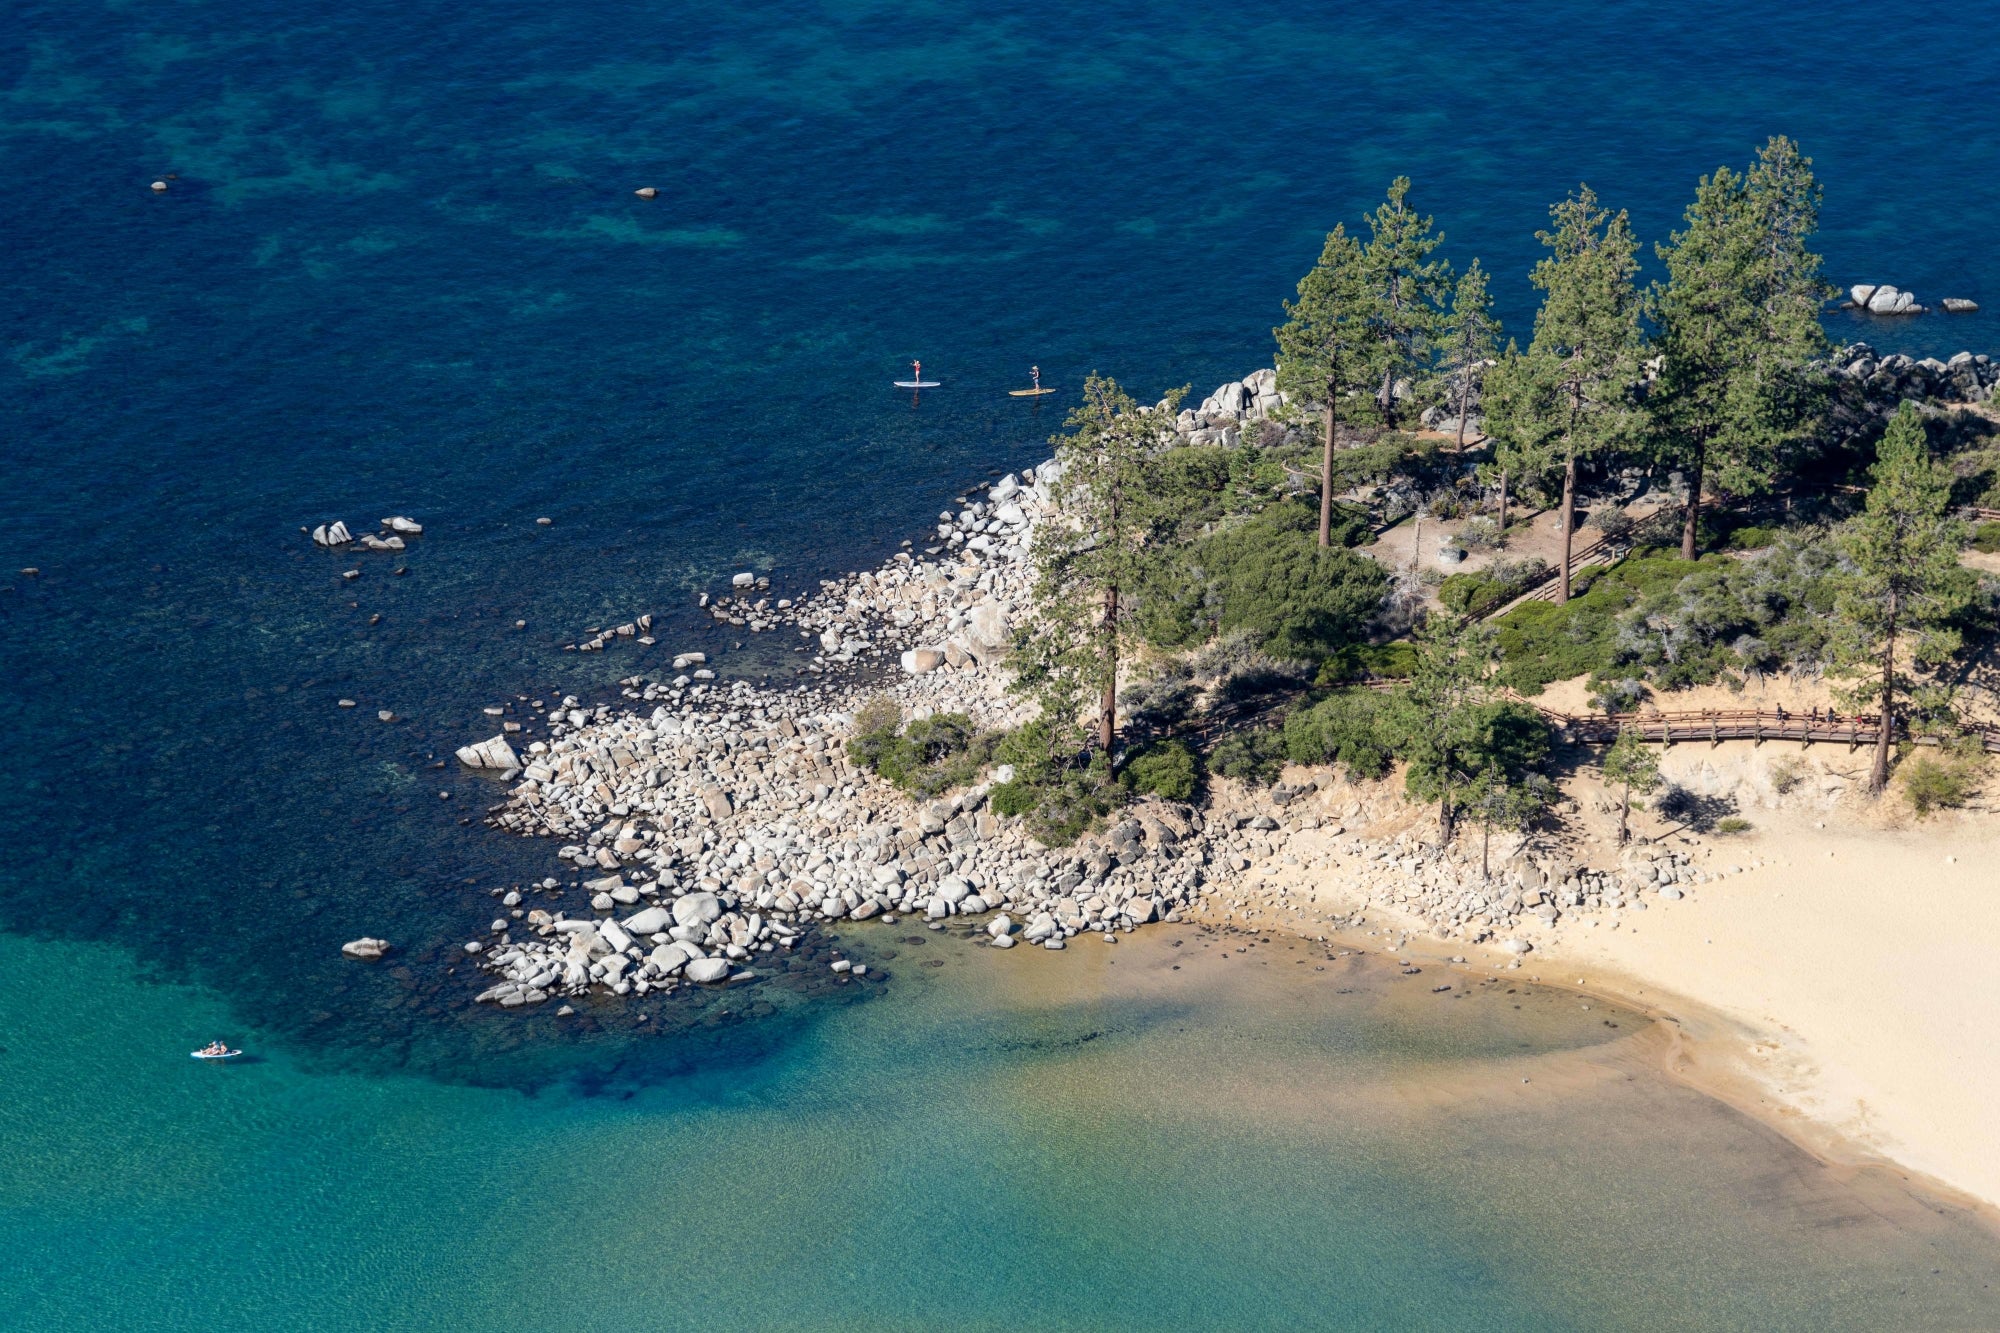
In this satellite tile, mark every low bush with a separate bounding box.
[1438,556,1550,618]
[1136,500,1387,659]
[1208,727,1288,787]
[1714,816,1752,834]
[1726,525,1781,551]
[1970,521,2000,555]
[1283,689,1396,780]
[1903,756,1977,816]
[1118,738,1200,801]
[1315,641,1418,684]
[848,711,996,798]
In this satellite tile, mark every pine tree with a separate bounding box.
[1437,259,1502,451]
[1480,339,1559,535]
[1019,374,1186,760]
[1827,404,1974,793]
[1600,729,1662,844]
[1521,186,1643,602]
[1360,177,1453,428]
[1275,224,1375,547]
[1465,763,1552,880]
[1391,611,1497,841]
[1650,139,1831,561]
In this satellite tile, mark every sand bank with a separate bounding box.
[1531,808,2000,1214]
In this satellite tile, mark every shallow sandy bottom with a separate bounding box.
[1528,808,2000,1215]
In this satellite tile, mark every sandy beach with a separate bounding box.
[1533,809,2000,1214]
[1181,733,2000,1220]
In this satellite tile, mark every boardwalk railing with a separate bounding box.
[1532,703,2000,754]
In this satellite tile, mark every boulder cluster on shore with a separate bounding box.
[452,347,1997,1010]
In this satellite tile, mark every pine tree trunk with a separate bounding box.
[1619,780,1630,844]
[1482,820,1490,879]
[1870,614,1897,794]
[1558,453,1577,604]
[1318,393,1337,547]
[1497,467,1509,532]
[1100,584,1119,757]
[1378,368,1395,427]
[1455,374,1471,452]
[1681,447,1706,562]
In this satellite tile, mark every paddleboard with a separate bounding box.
[894,380,941,389]
[1008,387,1057,397]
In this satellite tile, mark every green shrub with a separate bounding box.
[1284,689,1396,779]
[1135,499,1387,658]
[1316,641,1418,684]
[1118,738,1200,801]
[1726,525,1781,551]
[1438,557,1550,618]
[1970,521,2000,555]
[1903,756,1977,816]
[848,711,995,797]
[989,780,1038,818]
[1208,727,1287,787]
[1487,543,1841,696]
[1714,816,1752,834]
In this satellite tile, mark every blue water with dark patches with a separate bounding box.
[5,1,1999,1325]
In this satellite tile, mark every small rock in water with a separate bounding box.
[150,180,168,192]
[634,186,658,199]
[536,517,553,526]
[337,698,357,708]
[341,937,391,960]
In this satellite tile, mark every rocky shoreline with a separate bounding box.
[450,349,1998,1012]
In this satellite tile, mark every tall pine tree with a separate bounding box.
[1650,138,1830,560]
[1827,404,1974,793]
[1360,178,1453,428]
[1275,224,1376,547]
[1437,259,1502,452]
[1521,186,1643,601]
[1018,375,1185,759]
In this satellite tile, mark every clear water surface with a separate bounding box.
[5,1,1999,1326]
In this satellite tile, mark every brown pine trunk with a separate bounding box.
[1455,374,1472,452]
[1558,454,1577,604]
[1681,446,1706,561]
[1318,391,1337,547]
[1481,820,1491,879]
[1100,584,1119,756]
[1870,615,1897,794]
[1378,368,1395,426]
[1619,780,1631,844]
[1497,467,1509,532]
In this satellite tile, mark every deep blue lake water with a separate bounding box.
[5,0,2000,1325]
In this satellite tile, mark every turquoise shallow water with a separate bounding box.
[8,927,1999,1331]
[7,0,2000,1323]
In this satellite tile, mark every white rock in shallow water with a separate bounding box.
[685,957,731,984]
[987,914,1014,938]
[383,516,423,534]
[991,935,1016,948]
[341,937,390,960]
[456,735,520,770]
[731,571,756,587]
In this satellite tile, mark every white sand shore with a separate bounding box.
[1532,810,2000,1213]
